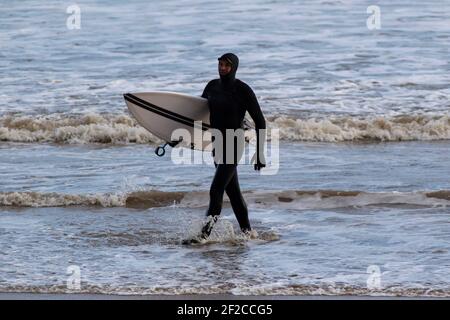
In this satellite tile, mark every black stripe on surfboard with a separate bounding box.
[127,93,210,128]
[124,93,211,131]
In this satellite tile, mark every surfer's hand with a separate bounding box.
[254,159,266,171]
[251,150,266,171]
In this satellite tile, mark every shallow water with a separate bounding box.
[1,204,450,296]
[1,142,449,195]
[1,142,450,296]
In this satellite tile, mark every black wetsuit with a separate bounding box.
[201,53,266,232]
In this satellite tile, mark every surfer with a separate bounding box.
[185,53,266,244]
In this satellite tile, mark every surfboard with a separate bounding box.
[123,91,254,156]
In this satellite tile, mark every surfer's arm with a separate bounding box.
[244,85,266,169]
[201,80,214,99]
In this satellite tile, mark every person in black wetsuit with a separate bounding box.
[188,53,266,242]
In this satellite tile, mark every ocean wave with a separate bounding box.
[0,113,161,144]
[1,113,449,144]
[0,191,127,207]
[1,189,449,209]
[266,114,450,142]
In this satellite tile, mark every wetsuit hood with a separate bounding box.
[218,53,239,87]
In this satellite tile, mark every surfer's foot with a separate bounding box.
[242,228,258,239]
[200,215,219,238]
[182,215,219,245]
[182,237,204,245]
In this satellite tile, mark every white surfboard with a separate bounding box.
[123,91,253,156]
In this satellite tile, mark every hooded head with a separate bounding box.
[217,53,239,87]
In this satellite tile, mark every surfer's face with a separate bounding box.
[218,60,232,76]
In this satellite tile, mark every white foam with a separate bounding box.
[2,113,449,144]
[266,114,450,142]
[0,192,126,207]
[0,283,447,297]
[0,113,161,144]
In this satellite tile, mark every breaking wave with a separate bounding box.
[0,191,127,208]
[1,113,449,144]
[0,113,161,144]
[267,114,450,142]
[1,189,449,209]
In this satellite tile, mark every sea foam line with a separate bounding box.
[1,190,449,209]
[1,113,449,144]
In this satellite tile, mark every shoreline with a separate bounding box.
[1,293,448,300]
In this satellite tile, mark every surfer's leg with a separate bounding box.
[225,168,251,231]
[207,164,237,217]
[200,164,237,239]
